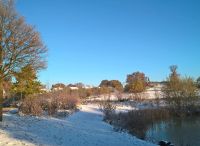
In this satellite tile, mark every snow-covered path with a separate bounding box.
[0,104,156,146]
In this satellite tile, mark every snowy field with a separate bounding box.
[0,104,155,146]
[87,86,164,102]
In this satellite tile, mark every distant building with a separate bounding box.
[67,83,95,90]
[51,83,65,91]
[83,85,95,89]
[40,85,50,92]
[68,84,82,90]
[69,86,79,90]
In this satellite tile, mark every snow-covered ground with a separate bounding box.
[87,86,164,102]
[0,104,155,146]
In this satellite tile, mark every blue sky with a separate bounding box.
[16,0,200,86]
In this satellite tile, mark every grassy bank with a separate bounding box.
[102,102,200,140]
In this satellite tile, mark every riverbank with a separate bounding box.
[0,104,155,146]
[102,102,200,146]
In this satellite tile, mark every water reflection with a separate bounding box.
[146,116,200,146]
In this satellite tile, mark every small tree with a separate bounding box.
[165,65,181,98]
[99,80,123,92]
[99,80,110,87]
[13,65,42,98]
[125,72,149,93]
[163,66,198,109]
[0,1,47,121]
[109,80,123,92]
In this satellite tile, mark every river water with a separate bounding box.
[146,116,200,146]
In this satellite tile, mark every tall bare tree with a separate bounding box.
[0,1,47,121]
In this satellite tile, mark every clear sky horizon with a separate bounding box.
[16,0,200,86]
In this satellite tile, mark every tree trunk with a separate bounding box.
[0,79,3,121]
[0,43,3,121]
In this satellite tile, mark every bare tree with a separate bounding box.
[0,1,47,121]
[169,65,179,79]
[170,65,177,74]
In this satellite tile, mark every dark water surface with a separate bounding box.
[146,116,200,146]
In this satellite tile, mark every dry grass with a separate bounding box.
[99,101,116,122]
[103,103,200,140]
[115,108,170,139]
